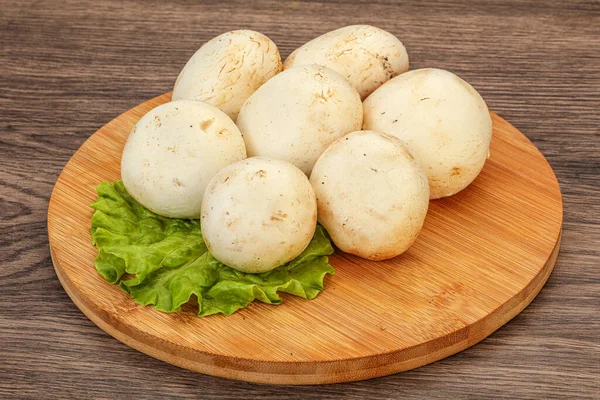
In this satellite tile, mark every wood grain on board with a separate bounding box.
[47,93,562,384]
[1,0,599,398]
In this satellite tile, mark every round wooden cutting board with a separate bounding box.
[48,93,562,385]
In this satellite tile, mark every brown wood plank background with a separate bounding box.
[1,0,599,398]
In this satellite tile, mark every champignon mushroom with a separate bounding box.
[121,99,246,219]
[363,68,492,199]
[310,130,429,260]
[201,157,317,273]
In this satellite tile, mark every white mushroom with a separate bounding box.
[201,157,317,273]
[173,30,282,121]
[236,65,363,175]
[363,68,493,199]
[310,130,429,261]
[121,100,246,219]
[284,25,409,99]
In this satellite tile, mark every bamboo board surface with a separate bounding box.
[47,92,562,384]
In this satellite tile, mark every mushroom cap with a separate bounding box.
[121,99,246,219]
[201,157,317,273]
[310,130,430,260]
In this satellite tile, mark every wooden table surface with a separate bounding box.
[1,0,599,398]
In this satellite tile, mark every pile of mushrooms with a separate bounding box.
[121,25,492,273]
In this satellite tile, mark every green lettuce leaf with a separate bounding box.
[90,181,335,317]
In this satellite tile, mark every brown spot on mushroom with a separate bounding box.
[313,88,334,104]
[254,169,267,178]
[270,211,288,222]
[172,178,183,187]
[451,167,462,176]
[200,119,215,130]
